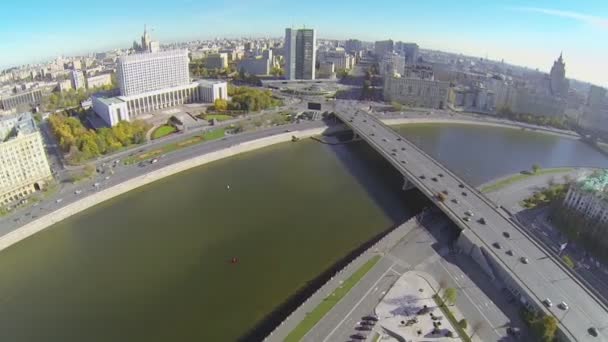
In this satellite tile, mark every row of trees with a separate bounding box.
[42,74,118,112]
[189,58,236,78]
[522,183,569,209]
[49,112,149,163]
[497,107,569,130]
[550,203,608,262]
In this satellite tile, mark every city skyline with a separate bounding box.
[1,0,607,86]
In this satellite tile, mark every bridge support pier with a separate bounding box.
[402,177,415,191]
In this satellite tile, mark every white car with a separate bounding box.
[74,190,82,195]
[465,210,474,217]
[56,198,63,203]
[558,301,569,310]
[543,298,552,307]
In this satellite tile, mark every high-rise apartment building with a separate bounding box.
[116,49,190,96]
[0,112,52,204]
[70,70,85,90]
[284,28,316,80]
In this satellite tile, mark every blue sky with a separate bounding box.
[2,0,607,86]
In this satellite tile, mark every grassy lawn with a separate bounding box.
[481,168,572,193]
[284,255,381,342]
[205,114,233,122]
[433,294,471,342]
[123,128,226,165]
[152,125,177,140]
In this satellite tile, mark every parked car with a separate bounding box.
[520,257,529,264]
[465,210,474,217]
[492,242,501,249]
[543,298,553,307]
[558,301,569,310]
[478,217,486,225]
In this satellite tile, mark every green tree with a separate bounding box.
[562,255,575,268]
[530,315,557,342]
[443,287,458,306]
[270,66,285,77]
[532,164,542,174]
[214,99,229,111]
[336,68,349,80]
[458,318,468,330]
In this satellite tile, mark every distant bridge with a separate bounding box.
[334,110,608,342]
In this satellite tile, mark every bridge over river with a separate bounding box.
[335,109,608,342]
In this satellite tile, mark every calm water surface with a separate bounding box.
[0,123,606,341]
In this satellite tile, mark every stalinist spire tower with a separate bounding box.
[550,52,568,97]
[141,25,151,52]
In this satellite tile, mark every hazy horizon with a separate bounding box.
[1,0,606,86]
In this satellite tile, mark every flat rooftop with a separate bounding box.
[0,112,37,142]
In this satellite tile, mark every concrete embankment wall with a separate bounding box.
[264,213,425,341]
[0,126,343,252]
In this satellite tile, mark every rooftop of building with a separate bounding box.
[118,49,188,63]
[576,169,608,194]
[0,112,37,142]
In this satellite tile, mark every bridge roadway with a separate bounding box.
[335,110,608,342]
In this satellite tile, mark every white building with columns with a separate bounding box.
[93,48,227,126]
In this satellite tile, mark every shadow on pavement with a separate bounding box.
[424,220,529,340]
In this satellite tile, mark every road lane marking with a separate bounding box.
[320,263,396,342]
[437,260,502,340]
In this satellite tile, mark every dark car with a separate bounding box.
[458,184,465,188]
[351,333,366,340]
[507,326,521,338]
[493,242,501,249]
[478,218,487,225]
[588,327,599,337]
[461,191,468,196]
[431,177,438,182]
[362,315,378,321]
[420,175,426,180]
[438,173,444,177]
[356,325,372,331]
[503,231,511,238]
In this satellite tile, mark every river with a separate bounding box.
[0,123,606,341]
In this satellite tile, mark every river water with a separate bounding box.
[0,123,606,341]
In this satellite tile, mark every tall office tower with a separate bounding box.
[284,28,316,80]
[116,49,190,96]
[396,42,419,64]
[549,53,569,97]
[344,39,362,54]
[587,85,607,107]
[374,40,394,58]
